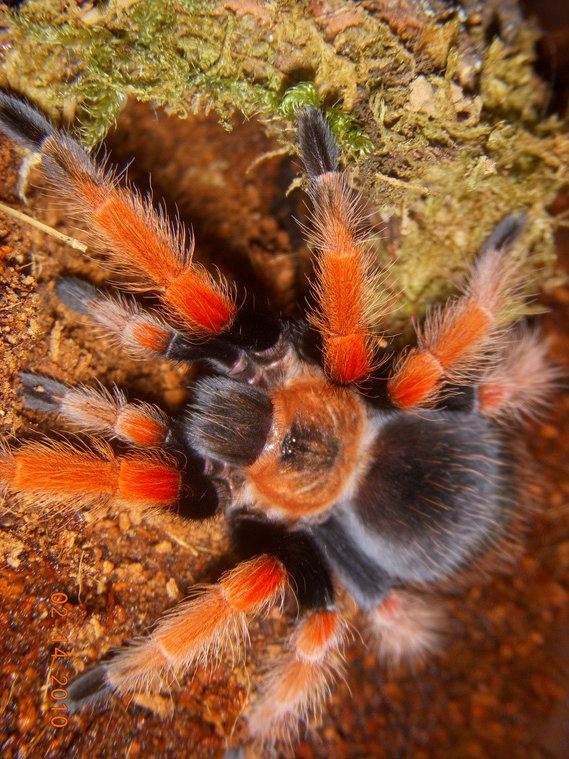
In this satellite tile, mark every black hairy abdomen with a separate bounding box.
[312,410,515,608]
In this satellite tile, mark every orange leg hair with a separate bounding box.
[308,172,381,385]
[388,238,526,409]
[478,326,560,422]
[81,556,287,696]
[38,135,237,336]
[247,609,345,747]
[298,110,385,385]
[0,439,180,512]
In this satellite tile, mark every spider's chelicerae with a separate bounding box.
[0,93,558,749]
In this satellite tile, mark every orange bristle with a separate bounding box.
[324,334,370,385]
[368,591,446,667]
[164,270,236,334]
[61,389,117,432]
[85,293,175,359]
[478,384,507,411]
[46,142,236,336]
[15,447,117,495]
[0,441,183,511]
[60,388,169,448]
[117,457,180,507]
[430,302,493,366]
[2,442,118,500]
[295,609,338,660]
[155,589,231,663]
[319,253,365,335]
[115,407,168,447]
[106,589,237,694]
[250,658,324,741]
[222,555,287,612]
[308,172,378,385]
[128,320,172,354]
[91,188,236,334]
[478,327,560,421]
[387,235,527,409]
[387,350,443,408]
[80,181,185,285]
[102,556,286,695]
[389,302,493,409]
[248,610,344,747]
[63,166,107,206]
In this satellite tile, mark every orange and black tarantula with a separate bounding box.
[0,94,558,750]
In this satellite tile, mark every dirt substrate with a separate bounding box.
[0,101,568,759]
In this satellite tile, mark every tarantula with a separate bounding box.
[0,93,556,750]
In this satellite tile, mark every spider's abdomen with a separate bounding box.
[312,410,515,608]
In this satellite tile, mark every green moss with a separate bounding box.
[278,83,372,158]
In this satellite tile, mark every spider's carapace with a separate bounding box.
[0,94,557,750]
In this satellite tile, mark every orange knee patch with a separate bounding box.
[0,441,180,510]
[115,407,168,447]
[222,555,287,612]
[164,270,236,334]
[323,333,371,385]
[295,609,338,660]
[478,383,507,412]
[128,320,172,355]
[388,350,443,408]
[117,456,180,507]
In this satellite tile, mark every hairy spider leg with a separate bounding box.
[226,513,344,745]
[478,325,561,422]
[56,276,181,360]
[387,212,528,409]
[248,609,345,747]
[65,555,287,708]
[55,277,278,377]
[367,590,446,668]
[16,369,224,518]
[298,108,385,385]
[0,438,181,513]
[20,372,170,448]
[0,93,236,336]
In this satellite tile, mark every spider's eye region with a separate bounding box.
[280,421,340,472]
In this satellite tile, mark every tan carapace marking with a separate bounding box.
[246,375,369,517]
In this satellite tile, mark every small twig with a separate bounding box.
[77,550,85,604]
[246,146,290,175]
[0,201,88,252]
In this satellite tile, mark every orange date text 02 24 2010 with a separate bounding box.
[47,592,70,729]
